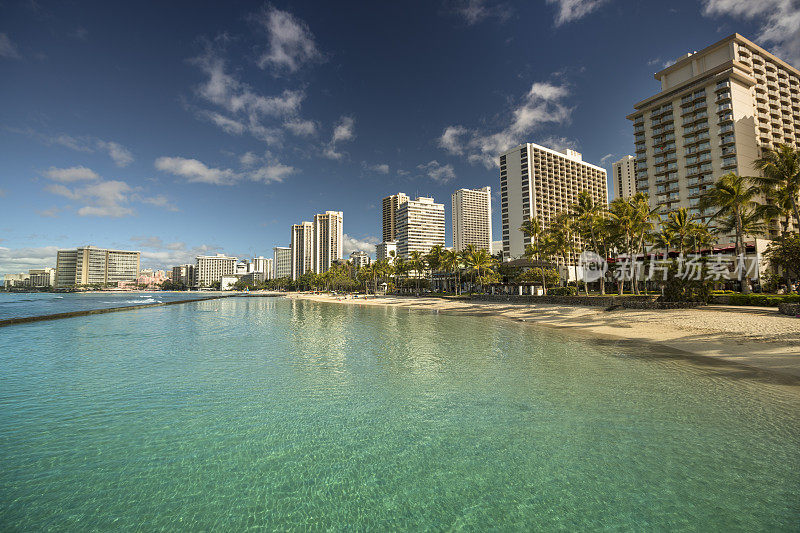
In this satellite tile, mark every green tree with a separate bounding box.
[752,143,800,237]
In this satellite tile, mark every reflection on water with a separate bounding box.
[0,297,798,530]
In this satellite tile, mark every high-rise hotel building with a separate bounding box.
[273,246,291,279]
[612,155,637,199]
[313,211,343,274]
[627,33,800,236]
[290,221,314,280]
[452,187,493,253]
[55,246,140,287]
[381,193,408,242]
[500,144,607,260]
[396,196,445,258]
[195,253,237,287]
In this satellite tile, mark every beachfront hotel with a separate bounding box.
[500,144,608,260]
[55,246,141,287]
[252,256,274,280]
[195,253,237,287]
[313,211,344,274]
[627,33,800,237]
[376,241,397,263]
[290,221,314,280]
[396,196,446,259]
[452,187,493,253]
[171,264,195,286]
[272,246,291,279]
[381,193,409,242]
[350,250,371,270]
[612,155,636,199]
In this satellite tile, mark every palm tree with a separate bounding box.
[519,216,543,252]
[408,250,426,293]
[465,248,495,291]
[543,213,576,289]
[442,249,462,294]
[662,208,696,255]
[752,143,800,237]
[425,244,445,292]
[572,190,608,295]
[699,172,763,293]
[608,193,658,294]
[699,172,761,258]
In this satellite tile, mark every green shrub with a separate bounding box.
[549,286,577,296]
[728,293,800,307]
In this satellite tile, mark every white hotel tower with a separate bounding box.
[290,221,314,280]
[452,187,492,253]
[396,197,445,259]
[627,33,800,237]
[500,143,607,261]
[313,211,343,274]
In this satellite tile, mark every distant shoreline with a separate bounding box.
[288,293,800,381]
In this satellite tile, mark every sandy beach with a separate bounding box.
[288,293,800,379]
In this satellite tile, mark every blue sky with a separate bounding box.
[1,0,798,274]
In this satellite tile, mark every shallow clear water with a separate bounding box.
[0,291,216,320]
[1,297,798,530]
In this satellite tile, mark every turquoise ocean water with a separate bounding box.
[0,291,216,320]
[1,296,798,530]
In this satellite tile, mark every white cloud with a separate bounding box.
[7,128,135,166]
[447,0,511,25]
[438,81,573,168]
[599,153,615,165]
[239,151,260,168]
[0,33,21,59]
[202,111,246,135]
[43,166,100,182]
[342,234,379,255]
[539,135,579,153]
[46,179,135,217]
[253,6,322,73]
[362,162,390,174]
[139,195,179,212]
[36,207,60,218]
[323,116,356,160]
[249,162,296,183]
[155,154,295,185]
[129,237,230,269]
[96,140,134,167]
[417,160,456,183]
[284,118,317,136]
[702,0,800,64]
[546,0,608,26]
[332,116,355,143]
[39,166,174,217]
[154,156,238,186]
[0,246,60,273]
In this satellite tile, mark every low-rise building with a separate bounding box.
[376,241,397,263]
[350,251,371,270]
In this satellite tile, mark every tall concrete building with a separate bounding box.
[376,241,397,263]
[396,196,446,258]
[273,246,291,279]
[612,155,637,199]
[55,246,140,287]
[290,221,314,280]
[252,256,273,280]
[500,144,607,261]
[452,187,493,253]
[627,33,800,236]
[195,253,237,287]
[313,211,343,274]
[172,264,195,286]
[382,193,409,242]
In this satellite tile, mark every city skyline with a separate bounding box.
[1,1,798,274]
